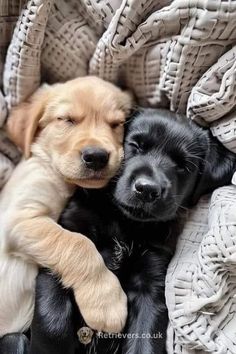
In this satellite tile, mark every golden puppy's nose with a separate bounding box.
[81,147,109,171]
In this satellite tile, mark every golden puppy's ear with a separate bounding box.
[119,90,135,116]
[7,86,50,158]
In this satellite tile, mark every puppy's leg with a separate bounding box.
[0,333,29,354]
[0,255,37,336]
[30,245,122,354]
[30,269,77,354]
[12,217,127,333]
[121,250,170,354]
[31,268,118,354]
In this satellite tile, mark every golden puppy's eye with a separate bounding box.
[111,122,122,129]
[57,117,76,125]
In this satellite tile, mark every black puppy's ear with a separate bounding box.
[191,133,236,205]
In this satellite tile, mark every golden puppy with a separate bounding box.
[0,77,132,336]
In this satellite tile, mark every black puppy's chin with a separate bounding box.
[113,197,178,223]
[117,201,157,222]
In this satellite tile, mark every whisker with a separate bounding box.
[186,159,198,169]
[174,202,188,211]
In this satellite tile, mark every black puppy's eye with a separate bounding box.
[129,142,140,150]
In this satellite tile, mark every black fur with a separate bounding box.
[0,333,29,354]
[8,109,236,354]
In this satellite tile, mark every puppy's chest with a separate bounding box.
[96,220,170,272]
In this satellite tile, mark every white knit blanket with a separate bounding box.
[1,1,236,352]
[166,187,236,353]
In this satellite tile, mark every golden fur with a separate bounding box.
[0,76,132,335]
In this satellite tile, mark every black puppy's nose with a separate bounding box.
[81,147,109,171]
[134,178,168,203]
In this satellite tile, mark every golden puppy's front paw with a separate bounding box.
[75,268,127,333]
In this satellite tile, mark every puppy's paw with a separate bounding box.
[75,268,127,333]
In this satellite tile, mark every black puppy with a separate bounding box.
[11,109,236,354]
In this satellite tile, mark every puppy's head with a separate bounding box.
[7,76,133,188]
[113,109,236,222]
